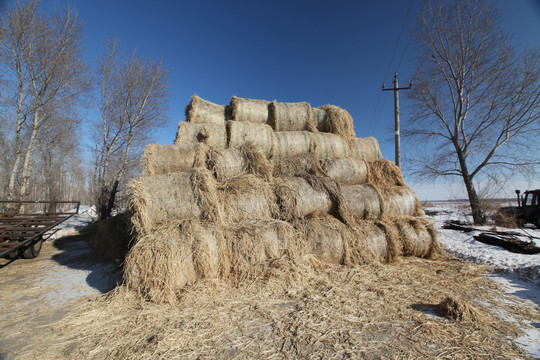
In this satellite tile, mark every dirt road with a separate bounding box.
[0,221,122,359]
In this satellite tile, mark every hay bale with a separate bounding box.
[316,105,356,138]
[365,160,422,217]
[219,175,278,223]
[269,101,315,132]
[185,95,226,125]
[272,153,326,178]
[366,159,405,186]
[207,144,273,182]
[240,143,273,181]
[226,220,300,278]
[309,132,349,160]
[347,221,386,264]
[207,148,246,182]
[191,168,223,223]
[230,96,271,124]
[192,223,227,280]
[128,173,202,235]
[124,220,230,303]
[124,221,198,303]
[192,142,209,169]
[272,131,311,158]
[384,186,421,217]
[322,157,368,185]
[340,184,384,221]
[142,144,195,176]
[273,177,332,221]
[226,120,275,157]
[349,137,381,161]
[175,122,227,149]
[392,217,435,258]
[89,212,134,261]
[296,213,346,264]
[312,107,327,131]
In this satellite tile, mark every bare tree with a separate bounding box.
[0,0,90,200]
[93,39,168,220]
[405,0,540,224]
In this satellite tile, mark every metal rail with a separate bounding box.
[0,200,80,259]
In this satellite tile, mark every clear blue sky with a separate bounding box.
[40,0,540,199]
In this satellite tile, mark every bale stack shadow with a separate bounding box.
[126,95,443,303]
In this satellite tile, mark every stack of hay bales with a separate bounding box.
[127,95,441,303]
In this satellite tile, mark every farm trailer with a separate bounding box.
[0,201,80,259]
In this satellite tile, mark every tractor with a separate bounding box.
[495,189,540,228]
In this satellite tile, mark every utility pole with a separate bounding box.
[382,73,412,168]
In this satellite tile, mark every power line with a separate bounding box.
[368,0,413,134]
[396,0,426,73]
[382,0,413,83]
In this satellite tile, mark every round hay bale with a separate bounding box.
[392,218,433,258]
[124,221,198,304]
[226,120,275,157]
[272,153,326,178]
[384,186,420,217]
[317,105,356,138]
[230,96,271,124]
[88,212,133,261]
[349,137,381,161]
[142,144,195,176]
[219,174,278,223]
[296,213,346,264]
[226,220,300,277]
[272,131,311,158]
[309,132,350,160]
[207,148,246,182]
[128,173,202,235]
[191,168,223,223]
[269,101,315,132]
[273,177,332,221]
[192,223,226,279]
[346,221,386,264]
[366,159,405,187]
[239,143,273,181]
[185,95,226,125]
[322,157,368,185]
[175,122,227,149]
[312,107,327,131]
[207,144,272,182]
[340,184,384,221]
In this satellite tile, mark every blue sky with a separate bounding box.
[40,0,540,199]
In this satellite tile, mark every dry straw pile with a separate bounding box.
[126,95,442,303]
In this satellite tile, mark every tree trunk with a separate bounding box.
[456,149,485,224]
[7,122,24,200]
[18,112,41,199]
[462,172,484,225]
[98,179,118,220]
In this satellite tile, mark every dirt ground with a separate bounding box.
[0,231,122,359]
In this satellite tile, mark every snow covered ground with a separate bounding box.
[424,201,540,358]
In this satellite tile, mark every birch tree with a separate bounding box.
[405,0,540,224]
[0,0,90,200]
[93,40,168,220]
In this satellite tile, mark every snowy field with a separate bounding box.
[423,201,540,357]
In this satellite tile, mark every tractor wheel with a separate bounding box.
[22,237,43,259]
[535,215,540,229]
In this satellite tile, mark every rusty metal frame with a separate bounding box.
[0,201,80,258]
